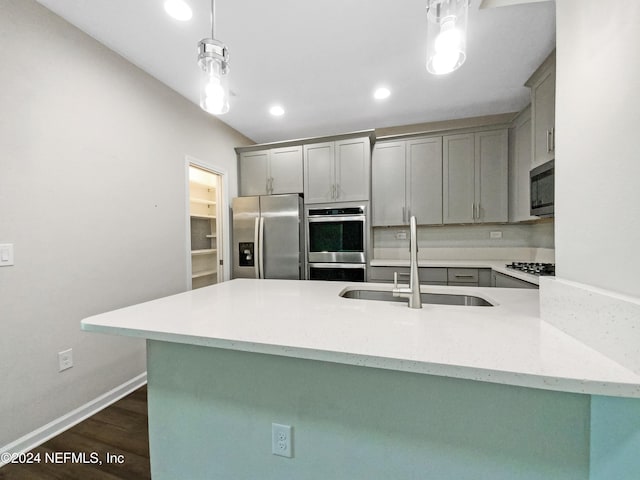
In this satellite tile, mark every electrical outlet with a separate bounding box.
[58,348,73,372]
[396,231,407,240]
[490,231,503,239]
[272,423,292,458]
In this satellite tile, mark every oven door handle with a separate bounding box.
[307,215,365,223]
[308,263,366,269]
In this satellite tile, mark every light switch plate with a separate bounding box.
[490,231,503,239]
[0,244,14,266]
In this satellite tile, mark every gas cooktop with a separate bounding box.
[506,262,555,276]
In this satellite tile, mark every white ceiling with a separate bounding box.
[36,0,555,144]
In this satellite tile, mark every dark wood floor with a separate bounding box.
[0,386,150,480]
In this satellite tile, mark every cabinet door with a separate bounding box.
[372,141,406,226]
[239,150,269,196]
[475,129,508,223]
[509,107,537,222]
[532,68,555,166]
[407,137,442,225]
[335,138,370,202]
[304,142,334,204]
[443,133,475,224]
[270,146,303,195]
[492,271,538,289]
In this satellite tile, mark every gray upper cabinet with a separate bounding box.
[443,129,508,224]
[509,106,537,222]
[304,137,370,204]
[527,50,556,167]
[239,149,269,196]
[443,133,475,223]
[476,129,509,223]
[407,137,443,225]
[372,141,405,225]
[372,137,443,226]
[239,145,303,196]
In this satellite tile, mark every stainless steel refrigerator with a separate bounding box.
[232,194,305,279]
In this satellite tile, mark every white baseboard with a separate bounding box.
[0,372,147,466]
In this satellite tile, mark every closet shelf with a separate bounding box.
[192,270,218,279]
[192,249,217,256]
[190,197,217,206]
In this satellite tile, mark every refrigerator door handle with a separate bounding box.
[253,217,260,279]
[258,216,265,279]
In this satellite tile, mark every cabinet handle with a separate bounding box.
[472,203,475,220]
[455,275,475,279]
[550,127,555,152]
[546,130,552,153]
[335,184,340,200]
[476,203,480,220]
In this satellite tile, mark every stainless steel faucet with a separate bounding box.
[392,216,422,309]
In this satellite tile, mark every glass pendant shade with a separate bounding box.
[198,38,230,115]
[426,0,469,75]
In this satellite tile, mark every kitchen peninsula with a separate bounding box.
[82,279,640,480]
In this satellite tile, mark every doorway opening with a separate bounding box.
[188,163,223,289]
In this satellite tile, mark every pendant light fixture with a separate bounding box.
[198,0,230,115]
[426,0,469,75]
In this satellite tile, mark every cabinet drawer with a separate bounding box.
[492,271,538,289]
[447,268,479,283]
[368,266,406,282]
[419,267,447,283]
[368,266,447,285]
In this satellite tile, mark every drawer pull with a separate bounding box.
[455,275,475,278]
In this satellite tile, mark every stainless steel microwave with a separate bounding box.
[530,160,554,217]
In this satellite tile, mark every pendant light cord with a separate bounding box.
[210,0,216,39]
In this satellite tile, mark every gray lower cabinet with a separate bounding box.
[304,137,371,204]
[372,136,443,226]
[492,271,538,289]
[238,146,303,196]
[443,129,508,224]
[368,267,447,285]
[368,267,491,287]
[447,268,492,287]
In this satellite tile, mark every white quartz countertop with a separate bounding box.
[370,259,542,284]
[81,278,640,398]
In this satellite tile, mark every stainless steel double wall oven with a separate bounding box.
[306,204,367,282]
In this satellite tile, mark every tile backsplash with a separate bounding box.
[372,220,555,262]
[373,220,554,249]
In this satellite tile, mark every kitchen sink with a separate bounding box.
[339,289,494,307]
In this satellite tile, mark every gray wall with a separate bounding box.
[555,0,640,298]
[148,341,590,480]
[554,1,640,478]
[0,0,251,447]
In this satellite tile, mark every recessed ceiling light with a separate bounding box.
[374,87,391,100]
[164,0,192,21]
[269,105,285,116]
